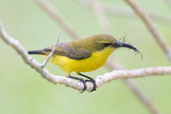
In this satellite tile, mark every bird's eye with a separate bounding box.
[103,43,112,47]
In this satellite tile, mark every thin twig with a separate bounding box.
[125,0,171,62]
[1,24,171,92]
[41,33,60,68]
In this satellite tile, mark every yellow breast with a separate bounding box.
[50,47,114,74]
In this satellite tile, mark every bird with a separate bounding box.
[28,34,141,92]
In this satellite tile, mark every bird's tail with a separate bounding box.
[28,50,45,55]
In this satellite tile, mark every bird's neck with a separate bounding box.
[93,46,115,59]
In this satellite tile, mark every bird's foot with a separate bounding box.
[85,78,96,92]
[68,75,87,93]
[78,73,97,92]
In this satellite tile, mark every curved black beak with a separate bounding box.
[113,41,142,57]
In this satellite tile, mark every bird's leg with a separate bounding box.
[68,75,87,93]
[78,73,96,92]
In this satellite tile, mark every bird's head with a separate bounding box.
[93,34,141,55]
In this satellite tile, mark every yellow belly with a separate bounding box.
[50,47,114,74]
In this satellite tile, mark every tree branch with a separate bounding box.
[125,0,171,62]
[1,23,171,93]
[41,33,60,68]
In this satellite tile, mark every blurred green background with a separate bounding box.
[0,0,171,114]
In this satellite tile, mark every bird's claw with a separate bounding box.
[79,79,87,93]
[85,79,96,92]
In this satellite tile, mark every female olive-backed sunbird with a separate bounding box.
[28,34,140,92]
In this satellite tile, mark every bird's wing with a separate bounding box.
[43,43,92,60]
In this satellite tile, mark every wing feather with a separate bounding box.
[43,43,92,60]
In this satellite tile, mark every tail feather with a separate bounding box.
[28,50,45,55]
